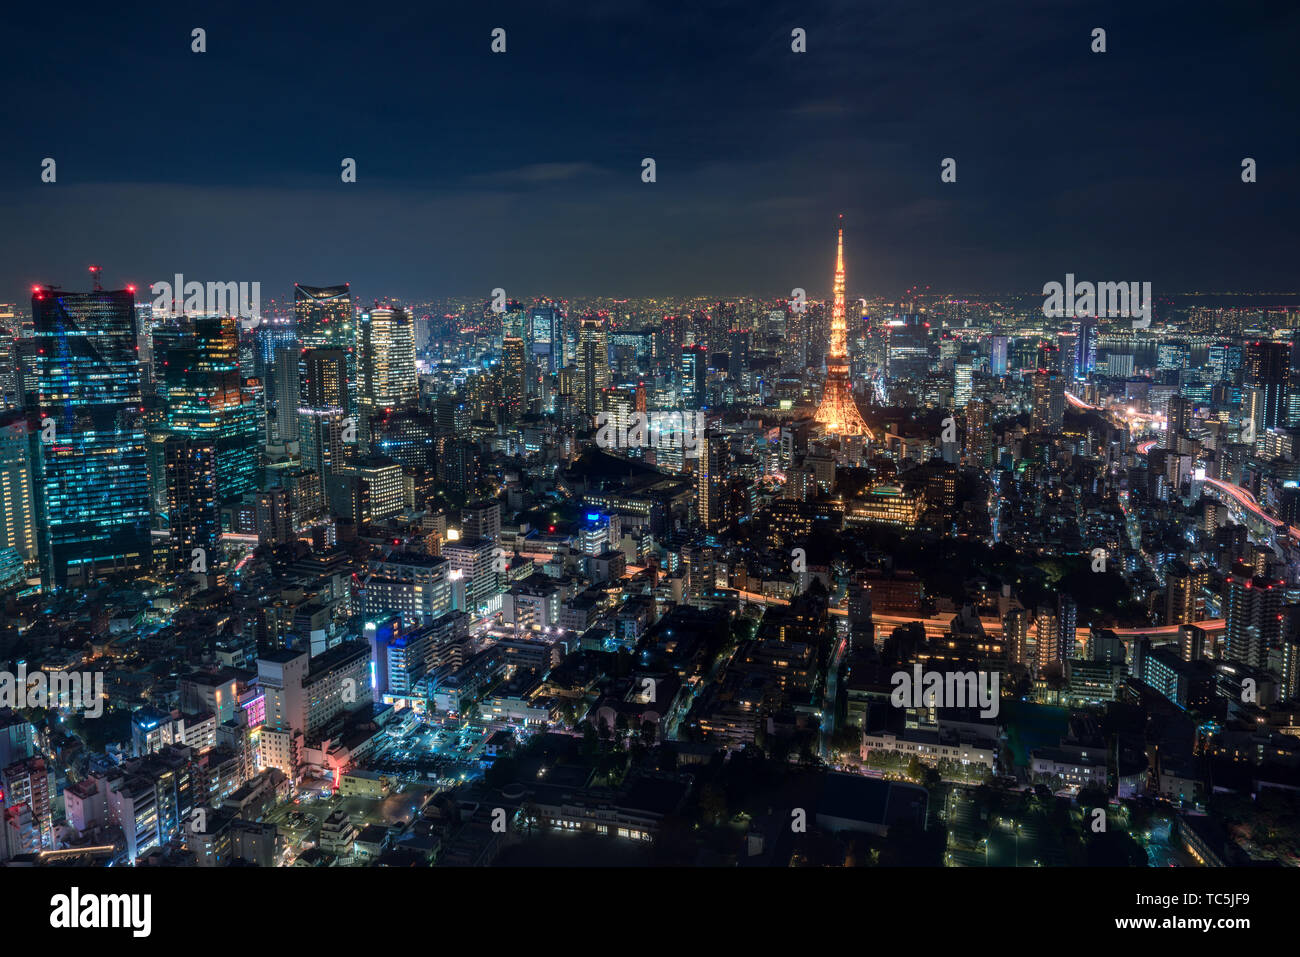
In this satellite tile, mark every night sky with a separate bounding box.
[3,0,1298,302]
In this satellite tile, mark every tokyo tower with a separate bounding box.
[813,219,871,437]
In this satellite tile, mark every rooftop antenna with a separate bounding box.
[88,264,102,292]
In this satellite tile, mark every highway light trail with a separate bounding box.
[1203,476,1300,541]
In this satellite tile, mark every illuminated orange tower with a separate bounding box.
[814,219,871,437]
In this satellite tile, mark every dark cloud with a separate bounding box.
[1,0,1297,301]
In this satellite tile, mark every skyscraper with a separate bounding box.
[728,327,750,385]
[1224,563,1284,670]
[134,301,155,376]
[1055,332,1078,380]
[502,335,527,423]
[1167,395,1194,438]
[954,359,974,406]
[502,301,528,340]
[529,305,563,372]
[1004,606,1030,669]
[0,412,36,574]
[358,305,417,439]
[156,316,259,506]
[697,430,728,530]
[681,344,707,409]
[1076,318,1097,376]
[299,348,351,480]
[370,408,437,472]
[31,285,150,588]
[163,434,219,576]
[256,318,297,440]
[576,316,610,417]
[1244,340,1288,434]
[1208,343,1243,382]
[1030,370,1065,433]
[295,283,355,417]
[294,283,354,352]
[964,397,993,468]
[272,345,301,444]
[327,455,404,525]
[814,222,871,436]
[3,756,52,850]
[253,317,296,382]
[989,334,1009,377]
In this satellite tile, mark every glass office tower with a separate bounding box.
[155,316,260,506]
[31,285,151,588]
[295,283,355,414]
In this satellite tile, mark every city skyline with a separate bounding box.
[5,0,1300,903]
[3,190,1300,879]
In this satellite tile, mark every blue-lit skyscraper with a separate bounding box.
[31,285,151,588]
[887,314,931,382]
[681,344,707,409]
[155,316,260,507]
[989,334,1009,376]
[1076,318,1097,376]
[530,305,562,371]
[254,317,297,415]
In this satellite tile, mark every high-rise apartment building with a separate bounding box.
[2,756,52,850]
[0,412,36,574]
[1224,563,1285,670]
[1165,560,1208,626]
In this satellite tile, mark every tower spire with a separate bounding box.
[814,218,871,438]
